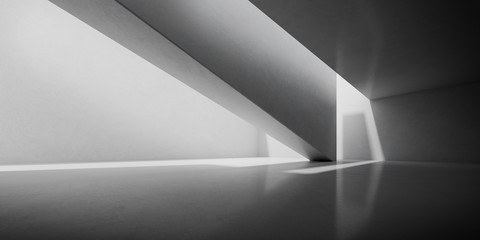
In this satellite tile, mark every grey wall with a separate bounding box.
[0,0,260,164]
[250,0,480,99]
[51,0,336,161]
[343,113,372,160]
[336,76,384,161]
[257,132,303,158]
[371,82,480,163]
[117,0,337,160]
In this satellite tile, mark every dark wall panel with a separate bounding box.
[372,82,480,163]
[250,0,480,99]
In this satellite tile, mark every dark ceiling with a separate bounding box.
[249,0,480,99]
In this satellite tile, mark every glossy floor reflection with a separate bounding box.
[1,159,479,239]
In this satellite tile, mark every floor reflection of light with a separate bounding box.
[0,157,308,172]
[336,160,385,240]
[285,160,382,175]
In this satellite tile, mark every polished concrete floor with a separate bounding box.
[1,159,479,239]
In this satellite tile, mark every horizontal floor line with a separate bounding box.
[285,160,383,174]
[0,157,308,172]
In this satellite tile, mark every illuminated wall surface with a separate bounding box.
[336,75,384,161]
[8,0,459,165]
[0,0,261,164]
[0,0,304,165]
[50,0,337,161]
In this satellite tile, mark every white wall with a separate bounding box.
[0,0,260,164]
[116,0,337,160]
[337,75,384,160]
[258,132,303,158]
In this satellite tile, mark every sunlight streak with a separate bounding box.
[337,74,384,160]
[0,158,307,172]
[285,160,383,175]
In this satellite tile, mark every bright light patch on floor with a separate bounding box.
[0,158,308,172]
[337,74,384,160]
[286,160,383,174]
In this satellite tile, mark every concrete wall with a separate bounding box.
[0,0,260,164]
[50,0,331,161]
[119,0,337,160]
[258,132,303,158]
[337,75,384,160]
[371,82,480,163]
[342,113,372,160]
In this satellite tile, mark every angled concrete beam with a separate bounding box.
[50,0,336,160]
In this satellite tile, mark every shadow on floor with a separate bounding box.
[1,160,479,239]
